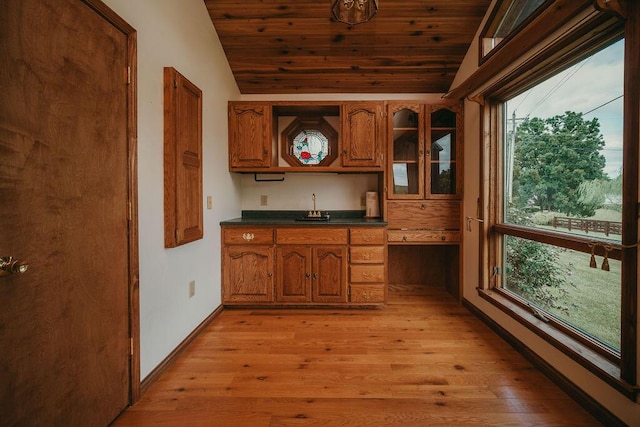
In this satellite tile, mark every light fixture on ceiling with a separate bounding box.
[332,0,378,25]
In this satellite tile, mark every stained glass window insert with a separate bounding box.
[292,129,329,165]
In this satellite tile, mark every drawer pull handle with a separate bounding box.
[242,233,255,241]
[363,253,372,260]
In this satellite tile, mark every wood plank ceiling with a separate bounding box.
[205,0,493,94]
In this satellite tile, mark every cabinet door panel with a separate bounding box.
[388,103,424,199]
[342,102,383,167]
[277,246,312,302]
[387,200,460,230]
[312,246,347,303]
[229,103,271,168]
[223,245,273,302]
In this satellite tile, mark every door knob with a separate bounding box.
[0,256,29,276]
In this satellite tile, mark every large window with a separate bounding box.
[502,40,624,352]
[478,3,638,397]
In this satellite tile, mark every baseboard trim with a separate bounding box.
[139,305,224,396]
[462,298,626,427]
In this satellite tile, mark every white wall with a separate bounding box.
[102,0,242,379]
[240,174,377,212]
[455,2,640,425]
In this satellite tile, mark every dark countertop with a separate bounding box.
[220,210,387,226]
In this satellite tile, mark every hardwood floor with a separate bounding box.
[113,285,602,426]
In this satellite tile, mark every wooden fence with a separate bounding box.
[552,216,622,236]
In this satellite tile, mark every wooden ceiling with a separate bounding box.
[205,0,493,94]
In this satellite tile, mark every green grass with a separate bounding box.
[506,208,622,351]
[522,248,621,350]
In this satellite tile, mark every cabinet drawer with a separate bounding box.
[277,228,348,245]
[350,246,385,264]
[223,227,274,244]
[350,284,385,303]
[350,264,385,283]
[388,230,461,244]
[387,201,460,230]
[350,227,386,245]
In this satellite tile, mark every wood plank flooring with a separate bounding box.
[113,285,602,426]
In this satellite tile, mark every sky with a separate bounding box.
[506,39,624,178]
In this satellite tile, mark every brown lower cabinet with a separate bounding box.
[221,225,387,306]
[222,244,274,303]
[277,245,347,303]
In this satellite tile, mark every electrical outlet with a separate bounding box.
[189,280,195,298]
[260,195,268,206]
[207,196,212,210]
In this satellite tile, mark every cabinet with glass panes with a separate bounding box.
[386,101,463,245]
[388,101,462,199]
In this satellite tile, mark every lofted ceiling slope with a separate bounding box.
[205,0,493,94]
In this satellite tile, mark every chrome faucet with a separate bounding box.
[309,193,321,217]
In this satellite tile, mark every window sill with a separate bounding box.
[476,287,638,400]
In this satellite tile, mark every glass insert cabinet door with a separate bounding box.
[390,104,424,197]
[388,103,461,199]
[429,108,457,196]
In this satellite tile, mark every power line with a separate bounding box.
[583,95,623,116]
[525,58,591,117]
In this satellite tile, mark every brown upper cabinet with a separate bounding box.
[385,101,464,245]
[387,101,463,200]
[341,102,384,168]
[228,102,272,169]
[228,101,384,172]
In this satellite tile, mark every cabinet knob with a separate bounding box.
[312,272,318,280]
[267,272,273,278]
[305,272,311,279]
[421,203,426,210]
[441,235,446,241]
[402,235,407,242]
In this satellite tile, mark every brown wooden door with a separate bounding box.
[229,103,272,168]
[312,246,347,303]
[0,0,133,424]
[342,102,384,167]
[276,246,312,302]
[223,246,274,303]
